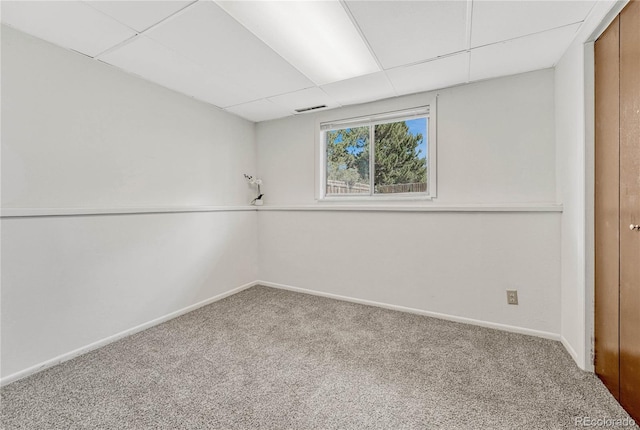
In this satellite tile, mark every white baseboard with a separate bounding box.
[2,279,569,387]
[0,281,258,387]
[257,280,561,341]
[561,335,586,371]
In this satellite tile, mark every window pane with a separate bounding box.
[374,118,427,194]
[326,126,370,195]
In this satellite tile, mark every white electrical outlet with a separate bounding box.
[507,290,518,305]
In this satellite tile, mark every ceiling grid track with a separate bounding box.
[91,0,200,59]
[466,0,474,83]
[338,0,384,71]
[1,0,603,122]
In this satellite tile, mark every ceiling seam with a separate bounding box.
[382,69,400,98]
[338,0,385,72]
[92,57,236,114]
[81,0,140,34]
[91,0,200,59]
[227,14,577,112]
[93,33,140,60]
[338,0,399,97]
[210,1,318,89]
[465,0,473,50]
[13,0,594,123]
[471,21,584,51]
[132,0,199,34]
[223,84,320,110]
[385,50,471,71]
[466,0,473,82]
[550,0,609,67]
[91,3,299,108]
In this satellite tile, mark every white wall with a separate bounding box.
[555,40,588,369]
[256,70,562,337]
[1,212,257,378]
[5,8,619,380]
[1,26,258,381]
[1,26,256,208]
[258,71,556,205]
[259,211,561,335]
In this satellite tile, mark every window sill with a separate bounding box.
[319,194,434,202]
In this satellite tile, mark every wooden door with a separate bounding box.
[596,0,640,422]
[619,0,640,420]
[595,15,621,400]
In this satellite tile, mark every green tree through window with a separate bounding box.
[326,126,369,192]
[326,118,427,195]
[374,121,426,191]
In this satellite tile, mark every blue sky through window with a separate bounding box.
[406,118,427,160]
[336,118,427,156]
[333,130,366,155]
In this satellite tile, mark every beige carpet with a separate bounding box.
[1,286,636,429]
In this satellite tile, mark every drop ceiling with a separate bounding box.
[1,0,596,123]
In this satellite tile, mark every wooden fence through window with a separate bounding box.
[326,180,427,195]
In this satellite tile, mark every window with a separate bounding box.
[319,104,436,200]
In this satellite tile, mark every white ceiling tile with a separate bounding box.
[225,99,293,123]
[216,0,379,85]
[85,0,194,32]
[345,0,468,69]
[386,53,470,96]
[267,88,340,113]
[1,0,593,120]
[144,1,314,99]
[470,23,581,82]
[471,1,595,48]
[99,35,257,108]
[0,0,136,57]
[320,72,396,106]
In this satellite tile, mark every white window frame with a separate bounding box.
[317,100,437,201]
